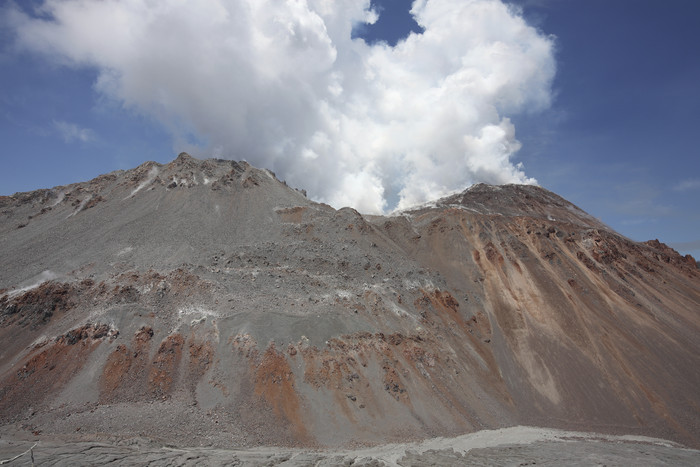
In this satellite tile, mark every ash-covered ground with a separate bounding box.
[2,427,699,466]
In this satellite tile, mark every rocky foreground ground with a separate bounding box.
[2,427,700,466]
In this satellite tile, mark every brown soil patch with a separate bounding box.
[186,339,214,397]
[99,326,153,403]
[253,344,309,442]
[0,324,112,419]
[148,334,185,398]
[100,344,133,397]
[484,241,505,266]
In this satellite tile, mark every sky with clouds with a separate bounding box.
[1,0,699,258]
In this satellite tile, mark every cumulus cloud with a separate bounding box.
[6,0,555,213]
[53,119,95,143]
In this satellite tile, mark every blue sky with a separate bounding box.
[509,0,700,260]
[1,0,699,258]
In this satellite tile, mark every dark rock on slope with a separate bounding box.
[1,153,699,451]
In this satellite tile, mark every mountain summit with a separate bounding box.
[1,153,699,449]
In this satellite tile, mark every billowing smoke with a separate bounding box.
[6,0,555,213]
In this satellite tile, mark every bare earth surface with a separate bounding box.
[2,427,700,466]
[1,154,699,463]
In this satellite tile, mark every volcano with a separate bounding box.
[1,153,699,454]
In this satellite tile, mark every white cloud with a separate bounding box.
[673,179,700,192]
[53,119,95,143]
[8,0,555,214]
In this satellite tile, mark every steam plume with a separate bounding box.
[6,0,555,213]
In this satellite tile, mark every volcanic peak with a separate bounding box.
[1,153,699,451]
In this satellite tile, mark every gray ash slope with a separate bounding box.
[1,153,699,450]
